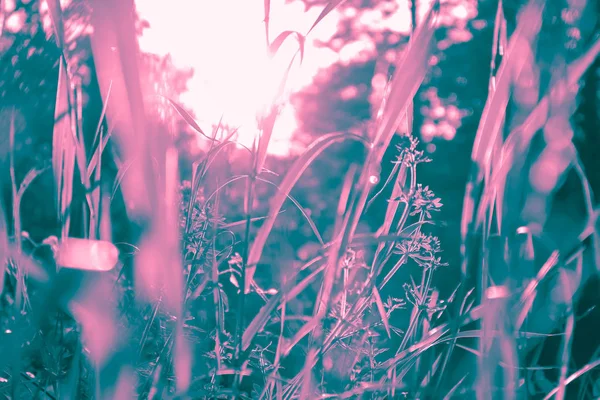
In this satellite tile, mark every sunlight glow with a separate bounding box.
[134,0,445,155]
[134,0,417,156]
[135,0,349,157]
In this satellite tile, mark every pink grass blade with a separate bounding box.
[87,81,114,180]
[306,0,348,36]
[460,0,544,254]
[470,0,544,172]
[254,49,303,177]
[256,177,325,245]
[263,0,270,46]
[269,30,305,62]
[342,2,438,246]
[244,131,367,293]
[87,127,112,180]
[0,196,8,296]
[542,358,600,400]
[372,286,391,338]
[52,60,76,239]
[442,375,467,400]
[45,0,66,49]
[166,97,214,141]
[474,35,600,231]
[370,2,437,155]
[90,0,155,219]
[242,260,326,351]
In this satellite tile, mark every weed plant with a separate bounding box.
[1,0,599,399]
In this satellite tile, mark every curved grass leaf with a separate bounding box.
[370,1,438,156]
[343,1,438,244]
[542,358,600,400]
[264,0,271,46]
[473,34,600,230]
[52,61,76,239]
[165,97,214,141]
[373,286,391,338]
[244,131,368,293]
[45,0,66,49]
[269,30,305,63]
[307,0,348,36]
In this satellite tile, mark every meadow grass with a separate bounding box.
[1,0,599,398]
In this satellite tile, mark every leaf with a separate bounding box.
[110,158,136,201]
[442,375,468,400]
[471,0,544,175]
[55,238,119,272]
[0,200,7,295]
[165,97,215,141]
[244,132,368,293]
[254,52,300,175]
[242,257,328,351]
[264,0,271,45]
[86,128,112,180]
[45,0,66,49]
[87,81,114,180]
[307,0,348,36]
[174,326,191,393]
[373,287,391,338]
[269,30,305,63]
[474,33,600,230]
[343,1,438,243]
[542,358,600,400]
[52,60,76,238]
[256,177,324,245]
[371,1,438,158]
[16,166,51,201]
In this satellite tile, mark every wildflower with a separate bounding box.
[410,184,443,218]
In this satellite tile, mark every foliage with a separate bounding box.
[0,0,599,399]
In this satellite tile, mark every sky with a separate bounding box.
[132,0,476,156]
[134,0,417,156]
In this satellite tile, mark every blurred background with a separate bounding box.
[0,0,598,295]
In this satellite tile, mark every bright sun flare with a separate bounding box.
[134,0,416,156]
[134,0,330,156]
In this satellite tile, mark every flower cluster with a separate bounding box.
[394,135,431,167]
[410,184,443,219]
[394,231,447,270]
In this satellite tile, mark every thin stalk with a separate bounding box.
[233,136,258,392]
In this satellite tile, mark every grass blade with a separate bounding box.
[371,1,438,154]
[269,30,305,62]
[264,0,270,46]
[244,131,367,293]
[542,358,600,400]
[166,97,213,141]
[307,0,348,36]
[372,286,391,338]
[52,60,76,239]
